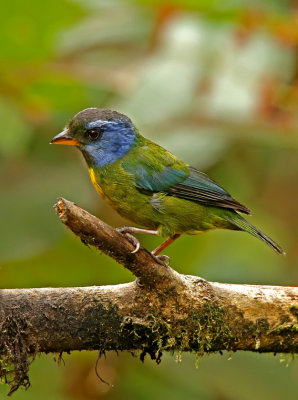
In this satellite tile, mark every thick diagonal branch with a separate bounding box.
[54,197,181,288]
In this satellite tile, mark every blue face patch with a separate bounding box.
[80,119,137,167]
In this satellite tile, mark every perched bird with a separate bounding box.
[51,108,284,260]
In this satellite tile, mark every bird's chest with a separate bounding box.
[88,166,160,228]
[89,167,112,203]
[88,166,139,209]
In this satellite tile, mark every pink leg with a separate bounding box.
[151,234,181,256]
[116,227,159,236]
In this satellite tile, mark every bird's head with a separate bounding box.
[51,108,138,167]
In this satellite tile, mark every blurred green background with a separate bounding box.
[1,0,297,398]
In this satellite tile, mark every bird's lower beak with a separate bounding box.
[50,130,79,146]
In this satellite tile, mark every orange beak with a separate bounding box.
[50,130,79,146]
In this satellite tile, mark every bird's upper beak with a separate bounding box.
[50,129,79,146]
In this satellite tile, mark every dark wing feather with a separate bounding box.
[167,167,250,214]
[123,145,250,215]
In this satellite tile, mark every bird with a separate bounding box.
[51,108,284,261]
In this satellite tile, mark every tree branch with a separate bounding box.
[54,198,181,288]
[0,197,297,395]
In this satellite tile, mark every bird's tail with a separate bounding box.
[228,215,285,255]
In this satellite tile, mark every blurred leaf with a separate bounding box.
[0,0,84,62]
[152,127,228,169]
[57,4,150,56]
[0,157,95,263]
[0,99,32,157]
[24,73,110,112]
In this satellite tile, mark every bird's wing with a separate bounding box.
[123,144,250,215]
[123,142,189,191]
[167,166,250,214]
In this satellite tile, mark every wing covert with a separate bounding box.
[168,167,250,214]
[123,145,250,215]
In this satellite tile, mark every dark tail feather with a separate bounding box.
[228,215,285,255]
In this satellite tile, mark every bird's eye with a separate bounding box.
[87,128,102,141]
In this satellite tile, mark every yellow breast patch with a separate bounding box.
[88,168,105,198]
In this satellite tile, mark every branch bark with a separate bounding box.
[0,198,297,395]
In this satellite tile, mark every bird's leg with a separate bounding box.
[116,227,159,236]
[151,234,181,265]
[151,234,181,256]
[116,227,181,264]
[116,227,159,254]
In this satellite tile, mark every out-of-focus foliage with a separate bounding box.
[0,0,297,398]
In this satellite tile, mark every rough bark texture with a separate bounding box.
[0,198,297,395]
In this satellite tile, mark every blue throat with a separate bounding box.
[81,120,137,167]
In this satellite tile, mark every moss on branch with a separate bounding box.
[0,198,297,395]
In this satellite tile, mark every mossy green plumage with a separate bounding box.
[51,108,284,255]
[88,136,236,237]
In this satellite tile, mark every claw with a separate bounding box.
[116,228,140,254]
[135,277,144,287]
[126,233,140,254]
[152,254,170,266]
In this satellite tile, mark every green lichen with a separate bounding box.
[120,299,236,366]
[279,353,297,367]
[0,315,34,395]
[270,324,298,335]
[268,319,298,354]
[289,305,298,320]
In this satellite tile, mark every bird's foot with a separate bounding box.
[116,226,135,235]
[116,227,159,254]
[152,254,170,266]
[116,228,140,254]
[135,277,144,288]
